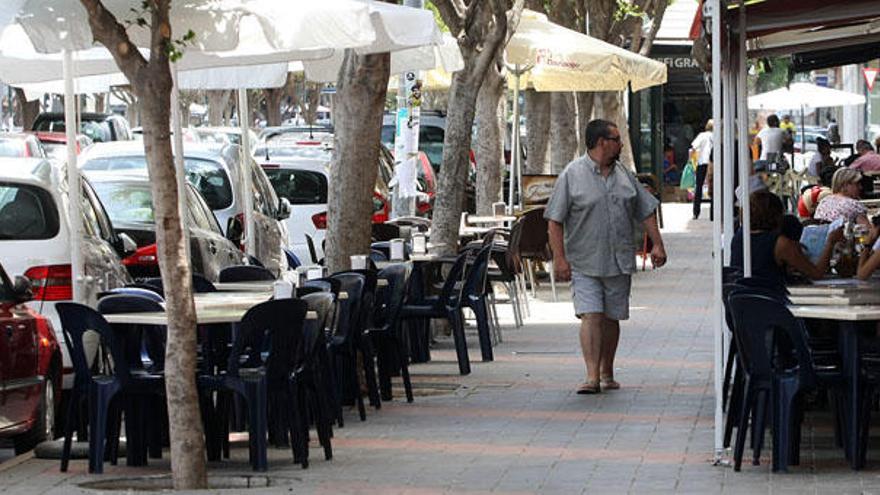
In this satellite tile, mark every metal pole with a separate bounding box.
[62,49,83,303]
[170,63,191,262]
[237,89,256,256]
[509,67,521,214]
[710,0,724,464]
[738,5,751,278]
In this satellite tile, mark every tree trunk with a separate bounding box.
[303,82,322,125]
[325,51,390,273]
[80,0,206,489]
[596,90,635,169]
[575,92,594,155]
[263,87,284,127]
[12,88,39,130]
[550,92,578,173]
[523,89,550,174]
[206,90,230,126]
[474,61,505,215]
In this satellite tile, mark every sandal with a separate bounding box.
[600,377,620,390]
[576,381,601,395]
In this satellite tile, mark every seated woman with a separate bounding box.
[814,167,870,228]
[731,191,842,289]
[857,217,880,280]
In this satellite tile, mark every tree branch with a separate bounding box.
[505,0,525,45]
[79,0,148,87]
[471,0,510,84]
[432,0,465,36]
[639,0,669,56]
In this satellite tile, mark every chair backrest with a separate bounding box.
[304,233,319,264]
[228,298,308,379]
[370,249,388,263]
[516,207,550,260]
[102,287,165,303]
[283,247,302,269]
[506,217,524,273]
[136,274,217,294]
[371,241,411,261]
[301,291,337,352]
[376,263,411,332]
[722,266,744,285]
[728,291,818,389]
[56,302,122,388]
[734,276,789,301]
[327,272,366,343]
[440,251,470,308]
[371,223,400,242]
[191,273,217,293]
[97,294,166,372]
[334,269,377,340]
[463,244,494,300]
[219,264,276,282]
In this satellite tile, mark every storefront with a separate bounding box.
[629,44,711,188]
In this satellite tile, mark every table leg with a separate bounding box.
[839,321,861,469]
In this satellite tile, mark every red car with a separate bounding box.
[0,133,46,158]
[0,264,61,454]
[34,132,93,161]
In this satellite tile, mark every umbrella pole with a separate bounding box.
[509,67,521,214]
[62,49,83,303]
[170,63,191,262]
[710,0,724,465]
[801,105,806,158]
[238,89,256,257]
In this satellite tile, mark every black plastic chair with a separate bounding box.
[367,263,414,402]
[56,302,165,474]
[99,286,165,303]
[400,251,471,376]
[284,247,302,269]
[298,292,337,465]
[137,274,217,294]
[460,244,495,362]
[219,265,276,282]
[198,298,308,471]
[333,270,382,411]
[326,272,369,421]
[304,233,320,265]
[728,291,845,472]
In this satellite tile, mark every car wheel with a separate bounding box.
[13,375,56,455]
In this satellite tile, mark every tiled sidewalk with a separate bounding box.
[4,204,880,494]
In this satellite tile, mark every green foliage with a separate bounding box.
[122,3,196,63]
[425,1,449,32]
[614,0,647,22]
[749,56,793,94]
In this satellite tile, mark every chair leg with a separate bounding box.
[397,338,414,403]
[752,390,769,466]
[360,346,381,409]
[526,259,536,298]
[470,298,494,362]
[724,366,744,449]
[60,391,80,472]
[733,381,754,472]
[518,272,531,317]
[246,382,268,472]
[548,259,558,302]
[448,309,471,375]
[723,339,738,411]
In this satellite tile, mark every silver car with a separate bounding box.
[79,141,290,275]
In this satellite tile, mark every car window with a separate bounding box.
[82,156,233,210]
[0,183,59,240]
[251,160,277,217]
[189,186,223,234]
[0,138,24,157]
[253,146,332,160]
[27,138,45,158]
[185,186,213,231]
[90,181,155,225]
[419,125,445,169]
[263,168,328,205]
[82,181,113,242]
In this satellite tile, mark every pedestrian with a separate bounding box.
[754,113,784,161]
[545,119,667,395]
[689,120,713,220]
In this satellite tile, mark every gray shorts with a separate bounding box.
[571,272,632,321]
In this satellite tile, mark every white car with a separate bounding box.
[254,143,331,263]
[0,157,134,388]
[79,141,291,276]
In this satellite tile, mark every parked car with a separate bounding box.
[258,125,334,143]
[0,262,62,454]
[0,157,135,390]
[88,172,248,280]
[190,126,258,148]
[792,131,827,153]
[0,133,46,158]
[32,112,132,143]
[382,111,446,171]
[255,140,394,262]
[79,142,290,275]
[34,132,93,162]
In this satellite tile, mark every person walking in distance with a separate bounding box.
[545,119,667,394]
[690,120,714,220]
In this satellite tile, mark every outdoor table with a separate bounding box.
[788,303,880,468]
[214,281,275,292]
[104,307,318,325]
[466,215,517,225]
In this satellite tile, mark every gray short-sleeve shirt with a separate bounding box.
[544,154,659,277]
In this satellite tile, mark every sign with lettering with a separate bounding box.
[655,56,700,70]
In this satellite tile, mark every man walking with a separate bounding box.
[690,120,713,220]
[545,119,667,394]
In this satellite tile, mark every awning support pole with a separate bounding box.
[63,49,83,303]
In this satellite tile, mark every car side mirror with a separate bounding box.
[117,233,138,257]
[12,276,32,302]
[277,198,291,220]
[226,216,244,245]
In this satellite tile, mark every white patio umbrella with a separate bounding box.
[4,0,442,301]
[502,9,668,212]
[748,82,865,154]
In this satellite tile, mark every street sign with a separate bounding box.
[864,67,879,92]
[320,85,336,95]
[814,75,829,87]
